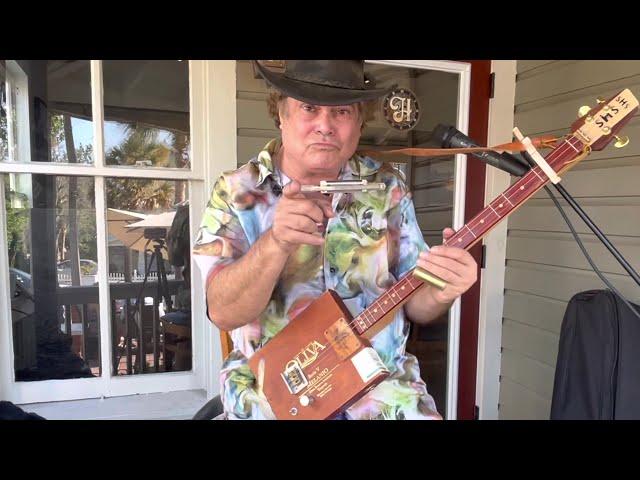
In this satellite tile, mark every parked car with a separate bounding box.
[10,267,32,299]
[57,259,99,276]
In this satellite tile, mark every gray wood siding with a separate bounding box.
[499,60,640,419]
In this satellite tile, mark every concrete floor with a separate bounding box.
[18,389,208,420]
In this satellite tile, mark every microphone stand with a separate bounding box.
[515,151,640,289]
[428,123,640,288]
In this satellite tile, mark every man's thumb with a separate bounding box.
[282,180,301,198]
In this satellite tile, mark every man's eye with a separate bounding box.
[302,104,316,112]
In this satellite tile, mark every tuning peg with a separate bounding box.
[578,105,592,117]
[614,135,630,148]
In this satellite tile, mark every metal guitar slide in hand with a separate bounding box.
[300,180,386,194]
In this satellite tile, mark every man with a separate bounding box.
[193,60,477,419]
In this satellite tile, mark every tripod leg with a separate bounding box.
[153,262,160,373]
[125,299,132,375]
[157,250,173,312]
[135,251,156,374]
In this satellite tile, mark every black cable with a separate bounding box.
[518,151,640,288]
[542,185,640,320]
[552,182,640,288]
[513,150,640,318]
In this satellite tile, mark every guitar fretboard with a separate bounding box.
[352,135,586,336]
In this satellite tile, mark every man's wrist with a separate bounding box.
[265,228,293,257]
[428,285,454,309]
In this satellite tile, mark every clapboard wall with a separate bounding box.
[498,60,640,419]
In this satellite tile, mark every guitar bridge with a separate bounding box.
[281,361,308,395]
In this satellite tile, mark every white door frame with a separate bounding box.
[366,60,471,419]
[0,60,236,404]
[475,60,517,419]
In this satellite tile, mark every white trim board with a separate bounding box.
[475,60,517,420]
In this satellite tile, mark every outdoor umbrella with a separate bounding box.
[125,211,177,260]
[106,208,148,250]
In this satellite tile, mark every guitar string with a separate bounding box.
[276,136,580,380]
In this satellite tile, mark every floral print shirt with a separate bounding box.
[193,139,441,420]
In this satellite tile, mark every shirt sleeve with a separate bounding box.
[193,174,250,292]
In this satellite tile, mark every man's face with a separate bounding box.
[279,97,362,177]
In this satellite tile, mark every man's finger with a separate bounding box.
[430,245,473,263]
[314,199,335,218]
[286,230,325,247]
[286,202,325,224]
[284,216,319,235]
[442,227,456,241]
[283,180,303,199]
[416,261,457,284]
[418,252,465,278]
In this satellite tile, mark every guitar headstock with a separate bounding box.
[571,88,638,151]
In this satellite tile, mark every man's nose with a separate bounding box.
[315,109,335,136]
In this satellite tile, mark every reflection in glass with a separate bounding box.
[5,174,100,381]
[361,64,460,414]
[1,61,13,162]
[106,178,191,376]
[103,61,190,169]
[1,60,93,165]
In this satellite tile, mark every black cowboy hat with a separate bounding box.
[252,60,394,106]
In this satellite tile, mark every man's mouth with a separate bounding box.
[310,143,339,149]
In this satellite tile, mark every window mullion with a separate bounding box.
[92,59,111,392]
[95,176,112,390]
[0,178,17,400]
[90,60,105,169]
[0,162,205,180]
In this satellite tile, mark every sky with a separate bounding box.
[70,117,126,153]
[70,117,172,158]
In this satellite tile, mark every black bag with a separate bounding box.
[167,202,190,269]
[550,289,640,419]
[0,401,45,420]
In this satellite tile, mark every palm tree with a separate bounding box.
[165,130,189,204]
[109,122,189,206]
[63,114,82,286]
[105,123,172,212]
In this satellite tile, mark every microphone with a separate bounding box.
[429,124,530,177]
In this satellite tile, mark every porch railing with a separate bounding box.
[55,279,182,376]
[56,272,176,286]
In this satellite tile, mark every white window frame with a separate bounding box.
[366,60,471,420]
[0,60,235,404]
[2,61,31,166]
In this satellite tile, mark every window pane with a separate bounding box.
[363,63,460,415]
[103,61,190,169]
[5,173,101,381]
[0,60,93,165]
[106,178,191,375]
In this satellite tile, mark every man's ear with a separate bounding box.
[278,110,284,130]
[278,99,287,130]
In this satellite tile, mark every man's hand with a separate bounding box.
[416,227,478,305]
[270,180,335,253]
